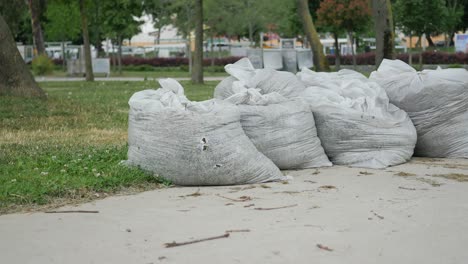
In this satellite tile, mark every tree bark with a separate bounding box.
[118,35,122,75]
[372,0,395,68]
[110,40,115,71]
[0,14,45,98]
[187,37,192,74]
[248,22,253,47]
[296,0,329,72]
[28,0,46,55]
[425,33,434,47]
[349,32,357,69]
[157,24,162,44]
[418,35,423,69]
[449,32,455,46]
[409,33,413,65]
[79,0,94,81]
[92,0,102,54]
[191,0,203,84]
[333,32,341,70]
[61,41,66,70]
[210,35,215,67]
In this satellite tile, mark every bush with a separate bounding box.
[119,56,243,67]
[326,51,468,66]
[448,64,463,68]
[123,65,156,71]
[327,52,376,65]
[205,65,226,72]
[32,55,54,75]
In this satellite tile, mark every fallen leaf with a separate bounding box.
[317,244,333,251]
[318,185,337,190]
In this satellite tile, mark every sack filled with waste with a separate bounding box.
[370,59,468,158]
[126,78,285,185]
[214,58,306,99]
[223,85,331,169]
[296,68,417,168]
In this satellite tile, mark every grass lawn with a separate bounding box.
[0,80,219,214]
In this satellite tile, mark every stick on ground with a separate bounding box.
[254,204,298,211]
[399,186,416,191]
[216,194,251,202]
[225,229,250,233]
[164,233,229,248]
[45,210,99,214]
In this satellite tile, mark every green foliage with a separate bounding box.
[317,0,372,35]
[0,0,29,40]
[443,0,465,41]
[204,0,244,37]
[461,1,468,30]
[143,0,172,35]
[0,80,218,213]
[394,0,447,36]
[170,0,195,38]
[124,65,159,71]
[32,55,54,75]
[276,6,303,38]
[120,65,228,72]
[101,0,143,42]
[44,1,81,42]
[448,63,463,68]
[202,0,297,44]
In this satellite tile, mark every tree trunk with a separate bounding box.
[409,33,413,65]
[61,41,66,71]
[187,37,192,74]
[92,0,102,54]
[157,24,162,44]
[418,35,423,69]
[333,32,341,70]
[296,0,329,71]
[28,0,46,55]
[191,0,203,84]
[210,35,215,67]
[118,35,122,75]
[372,0,394,68]
[425,33,434,47]
[248,22,253,47]
[0,14,45,98]
[449,32,455,46]
[349,32,357,69]
[79,0,94,81]
[110,40,115,71]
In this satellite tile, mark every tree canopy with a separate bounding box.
[45,1,81,42]
[394,0,447,37]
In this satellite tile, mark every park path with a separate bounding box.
[1,157,468,264]
[35,76,226,82]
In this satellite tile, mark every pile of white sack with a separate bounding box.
[125,58,467,185]
[220,60,331,169]
[370,59,468,158]
[216,58,417,169]
[126,78,285,185]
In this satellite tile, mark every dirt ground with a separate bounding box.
[1,157,468,264]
